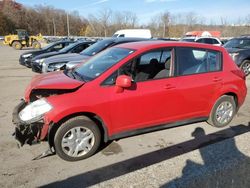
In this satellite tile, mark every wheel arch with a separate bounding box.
[208,89,239,114]
[47,112,109,148]
[11,40,20,45]
[222,92,239,109]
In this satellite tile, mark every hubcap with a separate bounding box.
[242,62,250,75]
[61,127,95,157]
[215,101,234,125]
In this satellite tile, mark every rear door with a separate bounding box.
[173,47,223,118]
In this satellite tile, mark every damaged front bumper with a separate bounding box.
[12,100,44,146]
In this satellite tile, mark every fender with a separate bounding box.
[45,106,111,142]
[208,85,240,114]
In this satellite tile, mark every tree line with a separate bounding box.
[0,1,250,38]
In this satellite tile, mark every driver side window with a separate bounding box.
[102,49,173,85]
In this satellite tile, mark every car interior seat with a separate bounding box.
[135,58,159,82]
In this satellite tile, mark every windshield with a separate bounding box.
[72,47,135,81]
[42,42,58,50]
[112,34,119,38]
[224,38,250,49]
[80,39,113,56]
[59,42,77,53]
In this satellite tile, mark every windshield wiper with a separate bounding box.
[72,70,85,82]
[64,69,76,79]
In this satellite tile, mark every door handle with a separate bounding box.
[213,77,222,82]
[164,84,175,90]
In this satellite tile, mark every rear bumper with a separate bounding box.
[12,100,44,146]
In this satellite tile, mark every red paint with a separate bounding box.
[23,41,247,140]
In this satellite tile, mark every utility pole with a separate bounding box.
[53,18,56,36]
[67,12,70,37]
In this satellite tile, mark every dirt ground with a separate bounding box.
[0,44,249,188]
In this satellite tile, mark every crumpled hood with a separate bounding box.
[44,53,84,64]
[24,71,84,101]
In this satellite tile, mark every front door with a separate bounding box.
[104,48,187,134]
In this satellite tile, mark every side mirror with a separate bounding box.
[115,75,132,93]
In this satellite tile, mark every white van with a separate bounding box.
[112,29,152,39]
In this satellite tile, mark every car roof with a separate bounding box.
[76,40,95,44]
[114,41,224,51]
[100,37,152,43]
[196,36,220,40]
[232,36,250,40]
[53,40,75,44]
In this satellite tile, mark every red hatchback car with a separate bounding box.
[13,41,247,161]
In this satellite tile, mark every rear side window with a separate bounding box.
[175,47,221,76]
[212,39,220,44]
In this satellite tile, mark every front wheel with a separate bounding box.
[12,41,22,50]
[207,95,236,128]
[54,116,101,161]
[240,60,250,76]
[32,41,41,49]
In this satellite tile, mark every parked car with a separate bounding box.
[13,41,247,161]
[41,37,152,73]
[181,36,222,46]
[112,29,152,38]
[195,37,222,46]
[223,36,250,76]
[19,40,75,67]
[181,36,196,42]
[31,40,95,73]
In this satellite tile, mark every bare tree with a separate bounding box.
[98,8,112,37]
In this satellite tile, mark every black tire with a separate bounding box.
[240,60,250,76]
[32,41,41,49]
[207,95,236,128]
[54,116,101,161]
[12,41,22,50]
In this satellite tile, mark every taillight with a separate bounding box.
[231,69,246,80]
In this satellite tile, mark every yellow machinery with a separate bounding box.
[3,29,43,50]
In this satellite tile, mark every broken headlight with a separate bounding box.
[19,98,53,123]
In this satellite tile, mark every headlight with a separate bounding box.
[230,53,239,61]
[22,53,32,58]
[19,98,53,122]
[35,59,44,65]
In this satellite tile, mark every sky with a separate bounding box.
[17,0,250,24]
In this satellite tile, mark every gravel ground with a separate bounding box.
[0,44,249,188]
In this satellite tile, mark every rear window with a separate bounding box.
[175,47,222,76]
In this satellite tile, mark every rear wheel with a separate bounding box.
[32,41,41,49]
[207,95,236,128]
[12,41,22,50]
[54,116,101,161]
[240,60,250,76]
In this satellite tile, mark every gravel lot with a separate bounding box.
[0,44,249,188]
